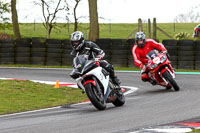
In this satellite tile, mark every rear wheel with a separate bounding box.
[85,83,106,110]
[112,89,125,107]
[162,71,180,91]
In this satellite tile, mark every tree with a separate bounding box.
[73,0,81,31]
[88,0,99,41]
[11,0,21,39]
[174,5,200,23]
[0,1,11,30]
[34,0,68,39]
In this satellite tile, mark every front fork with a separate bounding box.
[76,76,107,100]
[159,67,175,84]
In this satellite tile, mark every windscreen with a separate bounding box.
[73,55,88,72]
[146,50,158,60]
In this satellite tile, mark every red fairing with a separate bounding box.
[95,62,100,66]
[83,80,96,86]
[146,52,175,86]
[195,28,199,32]
[160,68,168,76]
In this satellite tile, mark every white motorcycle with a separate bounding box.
[70,52,125,110]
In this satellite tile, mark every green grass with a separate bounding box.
[0,80,88,115]
[0,23,199,42]
[189,129,200,133]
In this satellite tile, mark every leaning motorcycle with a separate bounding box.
[70,53,125,110]
[145,50,180,91]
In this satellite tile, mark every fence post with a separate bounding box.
[148,18,151,38]
[138,18,143,32]
[153,18,157,40]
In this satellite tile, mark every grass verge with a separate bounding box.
[189,129,200,133]
[0,80,88,115]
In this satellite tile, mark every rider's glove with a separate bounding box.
[95,55,103,62]
[166,53,170,59]
[161,50,170,59]
[140,64,147,74]
[95,57,101,62]
[139,64,145,69]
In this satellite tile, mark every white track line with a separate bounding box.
[131,128,192,133]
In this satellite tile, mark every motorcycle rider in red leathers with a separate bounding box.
[132,31,168,85]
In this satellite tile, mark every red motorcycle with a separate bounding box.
[145,50,180,91]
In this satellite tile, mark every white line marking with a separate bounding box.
[0,106,62,118]
[131,128,193,133]
[122,86,138,95]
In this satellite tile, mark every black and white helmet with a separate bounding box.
[70,31,85,50]
[135,31,146,48]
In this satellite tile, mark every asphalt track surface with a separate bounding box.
[0,67,200,133]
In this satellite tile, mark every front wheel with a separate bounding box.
[85,83,106,110]
[162,71,180,91]
[112,89,125,107]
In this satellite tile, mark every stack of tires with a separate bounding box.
[194,40,200,70]
[15,38,31,64]
[46,39,62,66]
[31,37,47,65]
[162,40,178,68]
[126,39,135,67]
[96,39,111,63]
[62,40,73,66]
[111,39,128,67]
[0,39,15,64]
[177,40,195,69]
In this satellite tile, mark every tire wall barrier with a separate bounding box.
[162,40,178,69]
[127,39,136,67]
[0,39,15,64]
[31,37,47,65]
[0,39,200,69]
[46,39,62,66]
[15,38,32,65]
[194,40,200,70]
[177,40,195,69]
[111,39,128,67]
[62,40,72,66]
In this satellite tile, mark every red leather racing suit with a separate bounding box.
[132,38,167,81]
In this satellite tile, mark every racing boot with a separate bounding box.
[112,75,121,86]
[141,72,149,82]
[166,84,172,90]
[149,79,157,85]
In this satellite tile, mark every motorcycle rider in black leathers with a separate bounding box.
[70,31,121,87]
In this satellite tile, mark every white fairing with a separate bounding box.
[76,67,110,95]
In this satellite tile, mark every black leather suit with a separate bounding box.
[70,41,116,80]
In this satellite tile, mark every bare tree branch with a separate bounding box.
[34,0,69,38]
[50,0,62,23]
[174,5,200,22]
[41,0,47,23]
[73,0,81,31]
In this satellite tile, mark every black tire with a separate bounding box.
[162,39,178,47]
[84,83,106,110]
[112,90,125,107]
[162,71,180,91]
